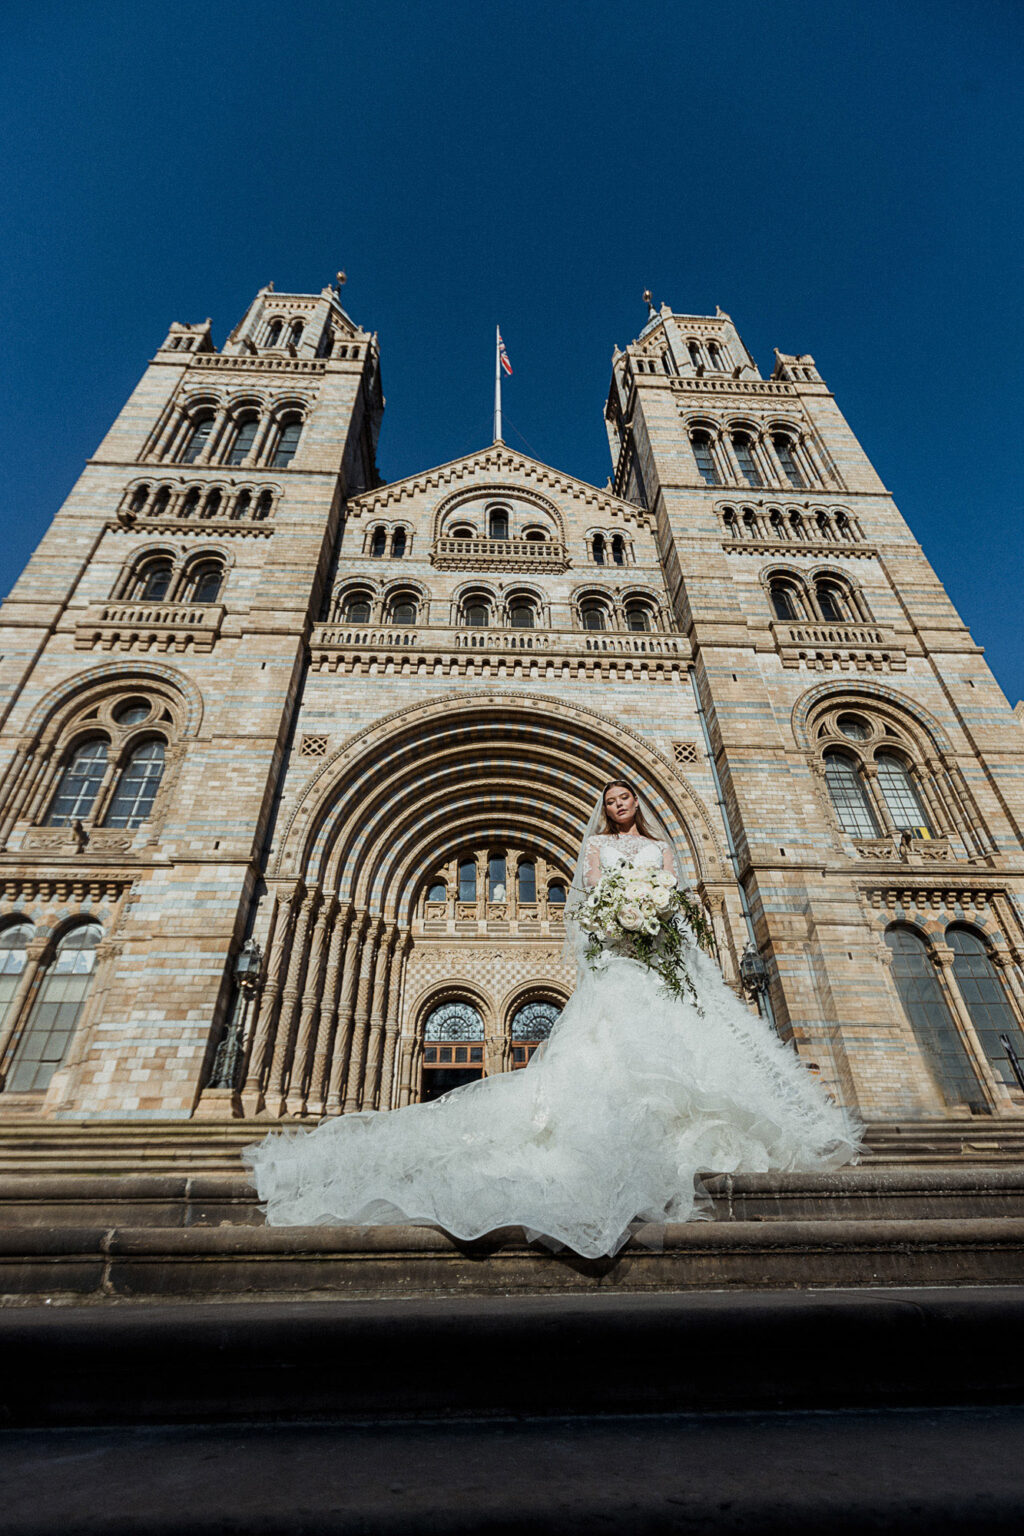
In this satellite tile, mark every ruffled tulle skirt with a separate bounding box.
[243,946,861,1259]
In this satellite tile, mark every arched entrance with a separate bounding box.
[243,692,728,1118]
[421,999,485,1101]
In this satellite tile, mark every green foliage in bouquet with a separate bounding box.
[578,866,717,1008]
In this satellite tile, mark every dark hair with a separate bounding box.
[600,779,655,838]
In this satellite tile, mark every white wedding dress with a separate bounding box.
[244,834,860,1258]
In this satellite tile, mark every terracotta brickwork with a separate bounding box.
[0,289,1022,1125]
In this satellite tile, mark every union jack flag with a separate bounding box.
[498,330,513,375]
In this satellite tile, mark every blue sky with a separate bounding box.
[3,0,1022,700]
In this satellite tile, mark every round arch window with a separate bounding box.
[115,699,152,727]
[837,714,870,741]
[510,999,562,1067]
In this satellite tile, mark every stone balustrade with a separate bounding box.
[431,537,569,571]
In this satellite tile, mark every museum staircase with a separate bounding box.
[2,1117,1024,1533]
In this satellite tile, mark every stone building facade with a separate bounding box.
[0,285,1022,1124]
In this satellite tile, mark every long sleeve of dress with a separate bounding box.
[584,838,602,890]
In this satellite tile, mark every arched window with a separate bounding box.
[722,509,738,537]
[488,853,507,902]
[180,413,214,464]
[885,926,984,1111]
[581,602,607,631]
[788,510,805,538]
[289,321,304,348]
[816,582,847,621]
[773,435,805,488]
[625,602,651,632]
[139,559,173,601]
[46,740,109,826]
[149,486,171,518]
[517,861,536,902]
[6,923,104,1093]
[103,740,166,828]
[458,860,477,902]
[691,432,720,486]
[427,880,447,902]
[128,486,149,516]
[391,528,407,558]
[948,928,1024,1089]
[769,581,799,621]
[836,512,853,541]
[592,534,606,565]
[344,593,372,624]
[547,881,566,905]
[227,416,258,466]
[370,526,387,558]
[181,488,200,519]
[769,511,786,539]
[489,507,509,540]
[510,998,562,1065]
[201,489,222,520]
[424,1000,484,1040]
[508,599,535,629]
[464,597,490,627]
[389,595,417,625]
[732,434,762,488]
[816,511,834,541]
[687,342,703,368]
[707,343,722,371]
[233,489,252,519]
[450,524,474,539]
[317,325,334,358]
[824,751,880,837]
[611,534,626,566]
[876,753,931,834]
[265,320,283,348]
[254,491,273,520]
[189,563,224,603]
[524,528,546,542]
[0,923,33,1037]
[271,418,302,468]
[742,509,757,538]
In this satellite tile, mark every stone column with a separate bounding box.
[0,937,49,1085]
[343,919,383,1113]
[265,888,320,1117]
[325,911,368,1114]
[377,932,410,1110]
[241,883,299,1114]
[285,894,337,1117]
[360,924,396,1109]
[306,901,350,1118]
[860,764,895,836]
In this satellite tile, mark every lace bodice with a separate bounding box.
[584,834,674,888]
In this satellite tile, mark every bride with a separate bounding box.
[244,779,860,1258]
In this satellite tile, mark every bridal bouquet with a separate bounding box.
[577,866,714,1005]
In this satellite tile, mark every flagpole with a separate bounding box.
[494,325,502,443]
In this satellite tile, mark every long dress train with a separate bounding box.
[244,834,860,1258]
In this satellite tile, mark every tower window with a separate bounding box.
[190,564,224,604]
[691,432,720,486]
[592,535,606,565]
[688,342,703,369]
[824,751,880,837]
[509,601,535,629]
[769,582,799,621]
[732,435,763,488]
[265,320,283,348]
[773,436,805,488]
[625,603,651,632]
[233,490,251,519]
[46,740,109,826]
[390,597,417,625]
[227,416,258,466]
[370,527,387,558]
[289,321,304,348]
[464,598,490,627]
[201,488,222,520]
[489,507,510,540]
[611,534,625,565]
[391,528,407,558]
[581,602,607,631]
[344,595,372,624]
[103,740,166,829]
[517,861,536,903]
[254,490,273,520]
[876,753,931,834]
[180,414,214,464]
[140,560,173,601]
[816,583,846,622]
[271,419,302,468]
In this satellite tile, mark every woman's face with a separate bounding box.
[604,784,638,827]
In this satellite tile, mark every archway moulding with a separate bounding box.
[19,661,205,740]
[273,689,728,885]
[431,483,566,542]
[408,977,495,1029]
[791,680,956,754]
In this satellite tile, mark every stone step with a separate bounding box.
[4,1165,1024,1229]
[3,1215,1024,1302]
[3,1288,1024,1426]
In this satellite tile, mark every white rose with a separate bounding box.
[654,870,675,889]
[652,890,672,910]
[618,904,643,931]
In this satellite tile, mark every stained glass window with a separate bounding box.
[511,1000,560,1040]
[424,1001,485,1041]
